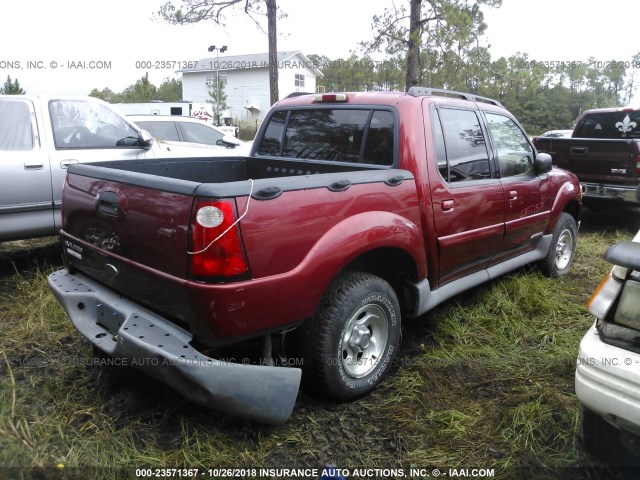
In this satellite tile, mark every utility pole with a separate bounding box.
[207,45,227,125]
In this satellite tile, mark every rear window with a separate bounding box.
[574,110,640,139]
[0,99,35,150]
[258,108,395,165]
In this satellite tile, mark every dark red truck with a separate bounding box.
[49,88,582,424]
[533,106,640,209]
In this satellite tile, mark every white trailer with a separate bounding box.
[112,102,192,117]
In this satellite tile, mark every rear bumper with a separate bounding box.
[48,268,301,425]
[581,183,639,205]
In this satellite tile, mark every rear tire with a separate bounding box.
[298,272,401,401]
[539,212,577,277]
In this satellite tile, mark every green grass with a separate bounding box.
[0,221,637,479]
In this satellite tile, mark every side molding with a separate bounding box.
[409,235,552,317]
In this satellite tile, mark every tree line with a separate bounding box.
[154,0,639,134]
[6,0,639,136]
[88,74,183,104]
[83,47,640,135]
[311,51,640,134]
[84,44,640,135]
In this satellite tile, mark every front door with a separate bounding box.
[483,112,550,263]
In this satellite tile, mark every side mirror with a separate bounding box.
[604,241,640,271]
[534,152,553,174]
[217,134,241,148]
[138,129,154,149]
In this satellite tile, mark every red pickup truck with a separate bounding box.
[533,106,640,209]
[49,88,582,424]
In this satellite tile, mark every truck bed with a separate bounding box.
[61,156,417,342]
[533,136,640,206]
[533,137,639,185]
[77,156,378,186]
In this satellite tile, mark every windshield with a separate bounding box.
[50,99,141,148]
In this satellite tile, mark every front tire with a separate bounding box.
[539,212,577,277]
[299,272,401,401]
[579,406,640,465]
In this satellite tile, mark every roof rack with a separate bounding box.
[407,87,503,107]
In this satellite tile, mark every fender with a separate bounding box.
[285,210,427,310]
[546,177,581,234]
[298,210,426,277]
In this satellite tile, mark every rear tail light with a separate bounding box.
[587,272,623,320]
[189,199,249,278]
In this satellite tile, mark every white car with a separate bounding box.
[575,227,640,463]
[128,115,246,151]
[539,129,573,138]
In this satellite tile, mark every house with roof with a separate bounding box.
[179,50,323,123]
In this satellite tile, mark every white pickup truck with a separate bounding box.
[0,95,232,241]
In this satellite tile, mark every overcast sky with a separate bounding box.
[1,0,638,102]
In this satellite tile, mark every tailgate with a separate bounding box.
[562,139,638,185]
[62,170,196,279]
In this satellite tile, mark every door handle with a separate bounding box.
[441,199,454,211]
[24,162,44,170]
[60,159,79,169]
[508,190,518,200]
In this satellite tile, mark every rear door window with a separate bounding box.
[135,121,180,142]
[0,99,35,150]
[179,122,224,145]
[258,108,395,165]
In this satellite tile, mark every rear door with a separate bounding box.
[483,111,551,262]
[427,104,505,285]
[0,97,54,239]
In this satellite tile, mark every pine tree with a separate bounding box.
[208,80,228,124]
[1,75,26,94]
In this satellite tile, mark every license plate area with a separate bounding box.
[96,302,125,335]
